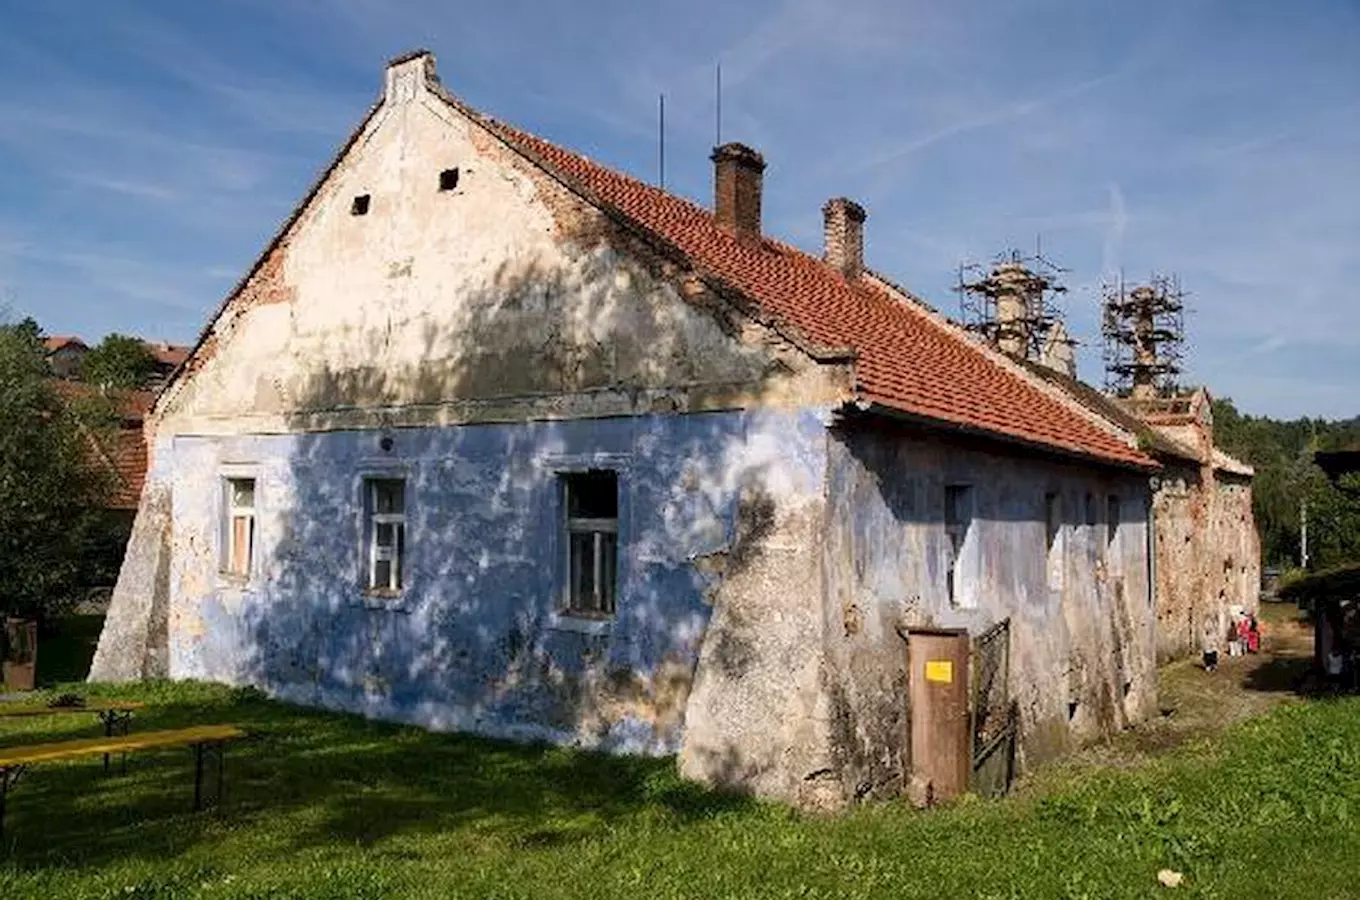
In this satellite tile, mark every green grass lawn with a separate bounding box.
[0,679,1358,900]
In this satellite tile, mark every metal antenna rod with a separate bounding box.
[659,93,666,188]
[716,62,722,146]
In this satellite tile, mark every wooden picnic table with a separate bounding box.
[0,724,246,841]
[0,699,146,771]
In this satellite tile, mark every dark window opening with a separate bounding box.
[1106,495,1120,547]
[563,470,619,617]
[944,484,973,607]
[439,168,460,191]
[351,194,371,216]
[1044,492,1061,550]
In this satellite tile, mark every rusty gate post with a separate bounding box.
[906,628,971,806]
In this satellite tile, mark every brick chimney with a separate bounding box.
[823,197,866,279]
[712,143,765,240]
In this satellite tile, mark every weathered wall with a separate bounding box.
[88,445,174,682]
[155,55,842,439]
[1211,473,1260,619]
[1150,460,1207,661]
[822,419,1157,794]
[1148,431,1261,661]
[162,410,828,756]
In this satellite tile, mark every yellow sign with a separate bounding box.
[925,660,953,683]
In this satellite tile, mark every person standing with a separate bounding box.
[1202,617,1220,673]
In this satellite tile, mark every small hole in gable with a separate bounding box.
[351,194,371,216]
[439,168,459,191]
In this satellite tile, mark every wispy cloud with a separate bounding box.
[0,0,1355,417]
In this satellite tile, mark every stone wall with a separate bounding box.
[821,418,1157,794]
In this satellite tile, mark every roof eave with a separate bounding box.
[848,399,1160,474]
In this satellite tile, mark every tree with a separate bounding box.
[0,321,114,625]
[79,333,158,389]
[1212,397,1360,569]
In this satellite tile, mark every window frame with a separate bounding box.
[561,470,620,620]
[364,477,407,596]
[219,473,258,583]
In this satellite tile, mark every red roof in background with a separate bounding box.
[43,335,189,369]
[44,335,88,353]
[50,380,155,419]
[145,342,190,368]
[105,427,148,510]
[49,380,153,510]
[485,119,1153,469]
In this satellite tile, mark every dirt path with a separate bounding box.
[1019,602,1314,790]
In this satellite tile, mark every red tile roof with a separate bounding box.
[49,380,153,510]
[483,118,1153,469]
[145,342,190,368]
[44,335,87,353]
[157,61,1153,471]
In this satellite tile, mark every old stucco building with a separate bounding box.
[1017,364,1259,662]
[1128,389,1259,660]
[92,51,1163,807]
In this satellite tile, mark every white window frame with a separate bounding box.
[220,475,257,581]
[562,471,619,619]
[364,477,407,594]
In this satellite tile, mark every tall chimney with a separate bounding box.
[823,198,867,279]
[1129,286,1159,401]
[712,143,765,239]
[992,262,1035,359]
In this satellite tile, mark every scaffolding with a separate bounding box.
[956,249,1069,362]
[1101,273,1186,398]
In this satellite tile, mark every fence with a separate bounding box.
[971,618,1017,798]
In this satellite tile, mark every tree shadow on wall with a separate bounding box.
[213,240,796,849]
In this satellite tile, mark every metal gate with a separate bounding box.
[970,618,1017,798]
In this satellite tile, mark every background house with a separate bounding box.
[92,51,1160,807]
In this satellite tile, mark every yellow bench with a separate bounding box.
[0,724,245,841]
[0,700,147,771]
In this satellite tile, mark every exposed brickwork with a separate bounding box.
[822,198,866,279]
[711,143,765,240]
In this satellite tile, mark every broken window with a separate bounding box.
[945,484,974,608]
[439,168,459,191]
[563,470,618,617]
[365,478,406,593]
[222,478,256,579]
[1045,491,1063,591]
[351,194,371,216]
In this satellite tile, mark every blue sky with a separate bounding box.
[0,1,1356,419]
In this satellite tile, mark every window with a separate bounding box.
[350,194,371,216]
[1106,495,1121,550]
[222,478,255,578]
[563,470,618,617]
[1045,491,1063,590]
[438,168,460,191]
[365,478,406,593]
[944,484,974,607]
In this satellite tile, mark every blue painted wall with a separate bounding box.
[164,408,830,754]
